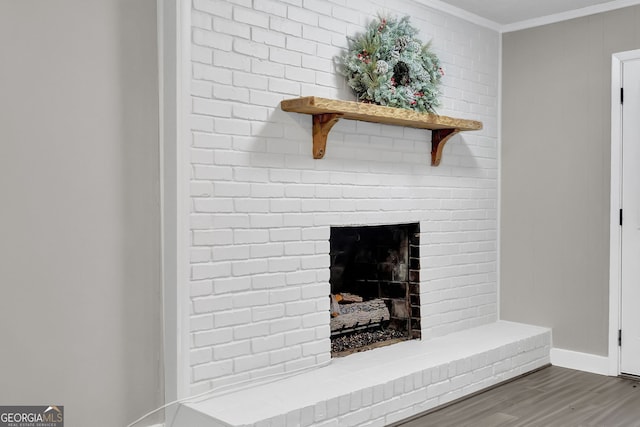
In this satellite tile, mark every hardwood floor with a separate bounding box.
[396,366,640,427]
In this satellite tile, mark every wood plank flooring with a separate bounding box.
[396,366,640,427]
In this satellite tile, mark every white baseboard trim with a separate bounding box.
[550,348,610,376]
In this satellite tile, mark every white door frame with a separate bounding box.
[609,48,640,376]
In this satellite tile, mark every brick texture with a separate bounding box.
[188,0,500,393]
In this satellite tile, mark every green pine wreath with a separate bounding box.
[339,15,444,113]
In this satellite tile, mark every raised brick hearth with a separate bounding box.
[174,322,551,426]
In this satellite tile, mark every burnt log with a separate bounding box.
[330,299,390,332]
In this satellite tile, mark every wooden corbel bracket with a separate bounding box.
[431,128,460,167]
[312,113,342,159]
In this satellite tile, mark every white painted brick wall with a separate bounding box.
[189,0,499,393]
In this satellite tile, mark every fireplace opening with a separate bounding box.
[329,223,421,356]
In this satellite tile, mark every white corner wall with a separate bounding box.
[0,1,163,426]
[187,0,500,395]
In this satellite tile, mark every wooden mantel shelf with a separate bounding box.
[281,96,483,166]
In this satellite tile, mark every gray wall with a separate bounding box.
[501,6,640,355]
[0,1,162,425]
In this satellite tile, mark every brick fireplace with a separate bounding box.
[185,0,512,416]
[188,0,503,396]
[175,1,554,425]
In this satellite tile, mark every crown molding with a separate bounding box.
[413,0,502,32]
[415,0,640,33]
[502,0,640,32]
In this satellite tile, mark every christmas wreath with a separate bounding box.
[339,15,444,113]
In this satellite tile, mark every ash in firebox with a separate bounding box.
[331,329,406,354]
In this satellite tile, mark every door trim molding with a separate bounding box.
[609,49,640,376]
